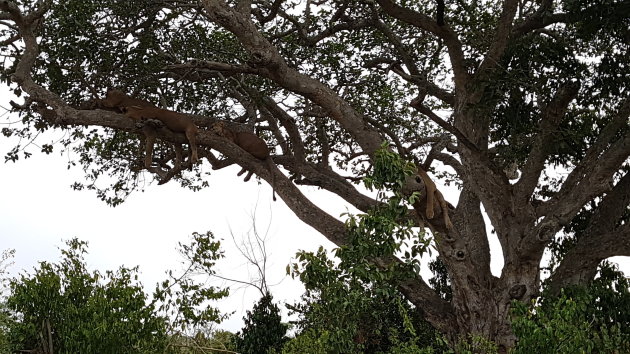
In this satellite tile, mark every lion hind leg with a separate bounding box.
[242,170,254,182]
[435,189,453,229]
[185,127,198,164]
[142,127,157,168]
[417,168,436,219]
[173,144,183,169]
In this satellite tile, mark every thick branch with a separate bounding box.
[202,0,384,156]
[373,19,422,77]
[540,98,630,223]
[274,156,378,214]
[476,0,519,77]
[548,172,630,293]
[45,107,354,244]
[515,81,580,201]
[587,172,630,234]
[513,13,568,38]
[260,96,306,161]
[410,99,478,152]
[304,18,373,46]
[391,65,455,106]
[255,0,283,24]
[548,223,630,294]
[453,187,491,276]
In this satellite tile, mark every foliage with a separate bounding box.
[4,235,232,353]
[0,305,10,353]
[286,147,443,353]
[235,293,288,354]
[205,330,238,353]
[342,145,431,284]
[428,257,452,301]
[281,329,329,354]
[0,249,15,353]
[153,231,230,335]
[450,335,499,354]
[512,262,630,353]
[288,245,443,354]
[5,238,168,353]
[166,330,238,354]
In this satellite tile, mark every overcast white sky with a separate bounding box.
[0,88,628,334]
[0,138,346,332]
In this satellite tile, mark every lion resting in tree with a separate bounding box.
[212,121,276,201]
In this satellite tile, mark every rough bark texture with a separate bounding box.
[1,0,629,351]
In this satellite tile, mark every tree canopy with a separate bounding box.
[1,0,629,350]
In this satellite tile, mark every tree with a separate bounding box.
[5,239,169,353]
[4,235,232,353]
[512,262,630,352]
[153,231,230,336]
[235,293,288,354]
[0,249,15,353]
[287,246,443,353]
[1,0,629,350]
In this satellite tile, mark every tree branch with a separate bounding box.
[476,0,519,78]
[410,99,479,153]
[548,172,630,293]
[515,81,580,201]
[548,223,630,294]
[274,156,378,214]
[391,64,455,106]
[164,60,262,76]
[260,96,306,161]
[254,0,283,24]
[540,98,630,223]
[374,0,470,91]
[37,106,449,319]
[202,0,384,156]
[513,13,568,38]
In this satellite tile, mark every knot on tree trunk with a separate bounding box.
[454,249,466,260]
[248,50,277,69]
[536,218,559,242]
[443,232,456,242]
[509,284,527,300]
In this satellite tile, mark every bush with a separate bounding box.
[235,293,288,354]
[6,239,168,353]
[512,263,630,353]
